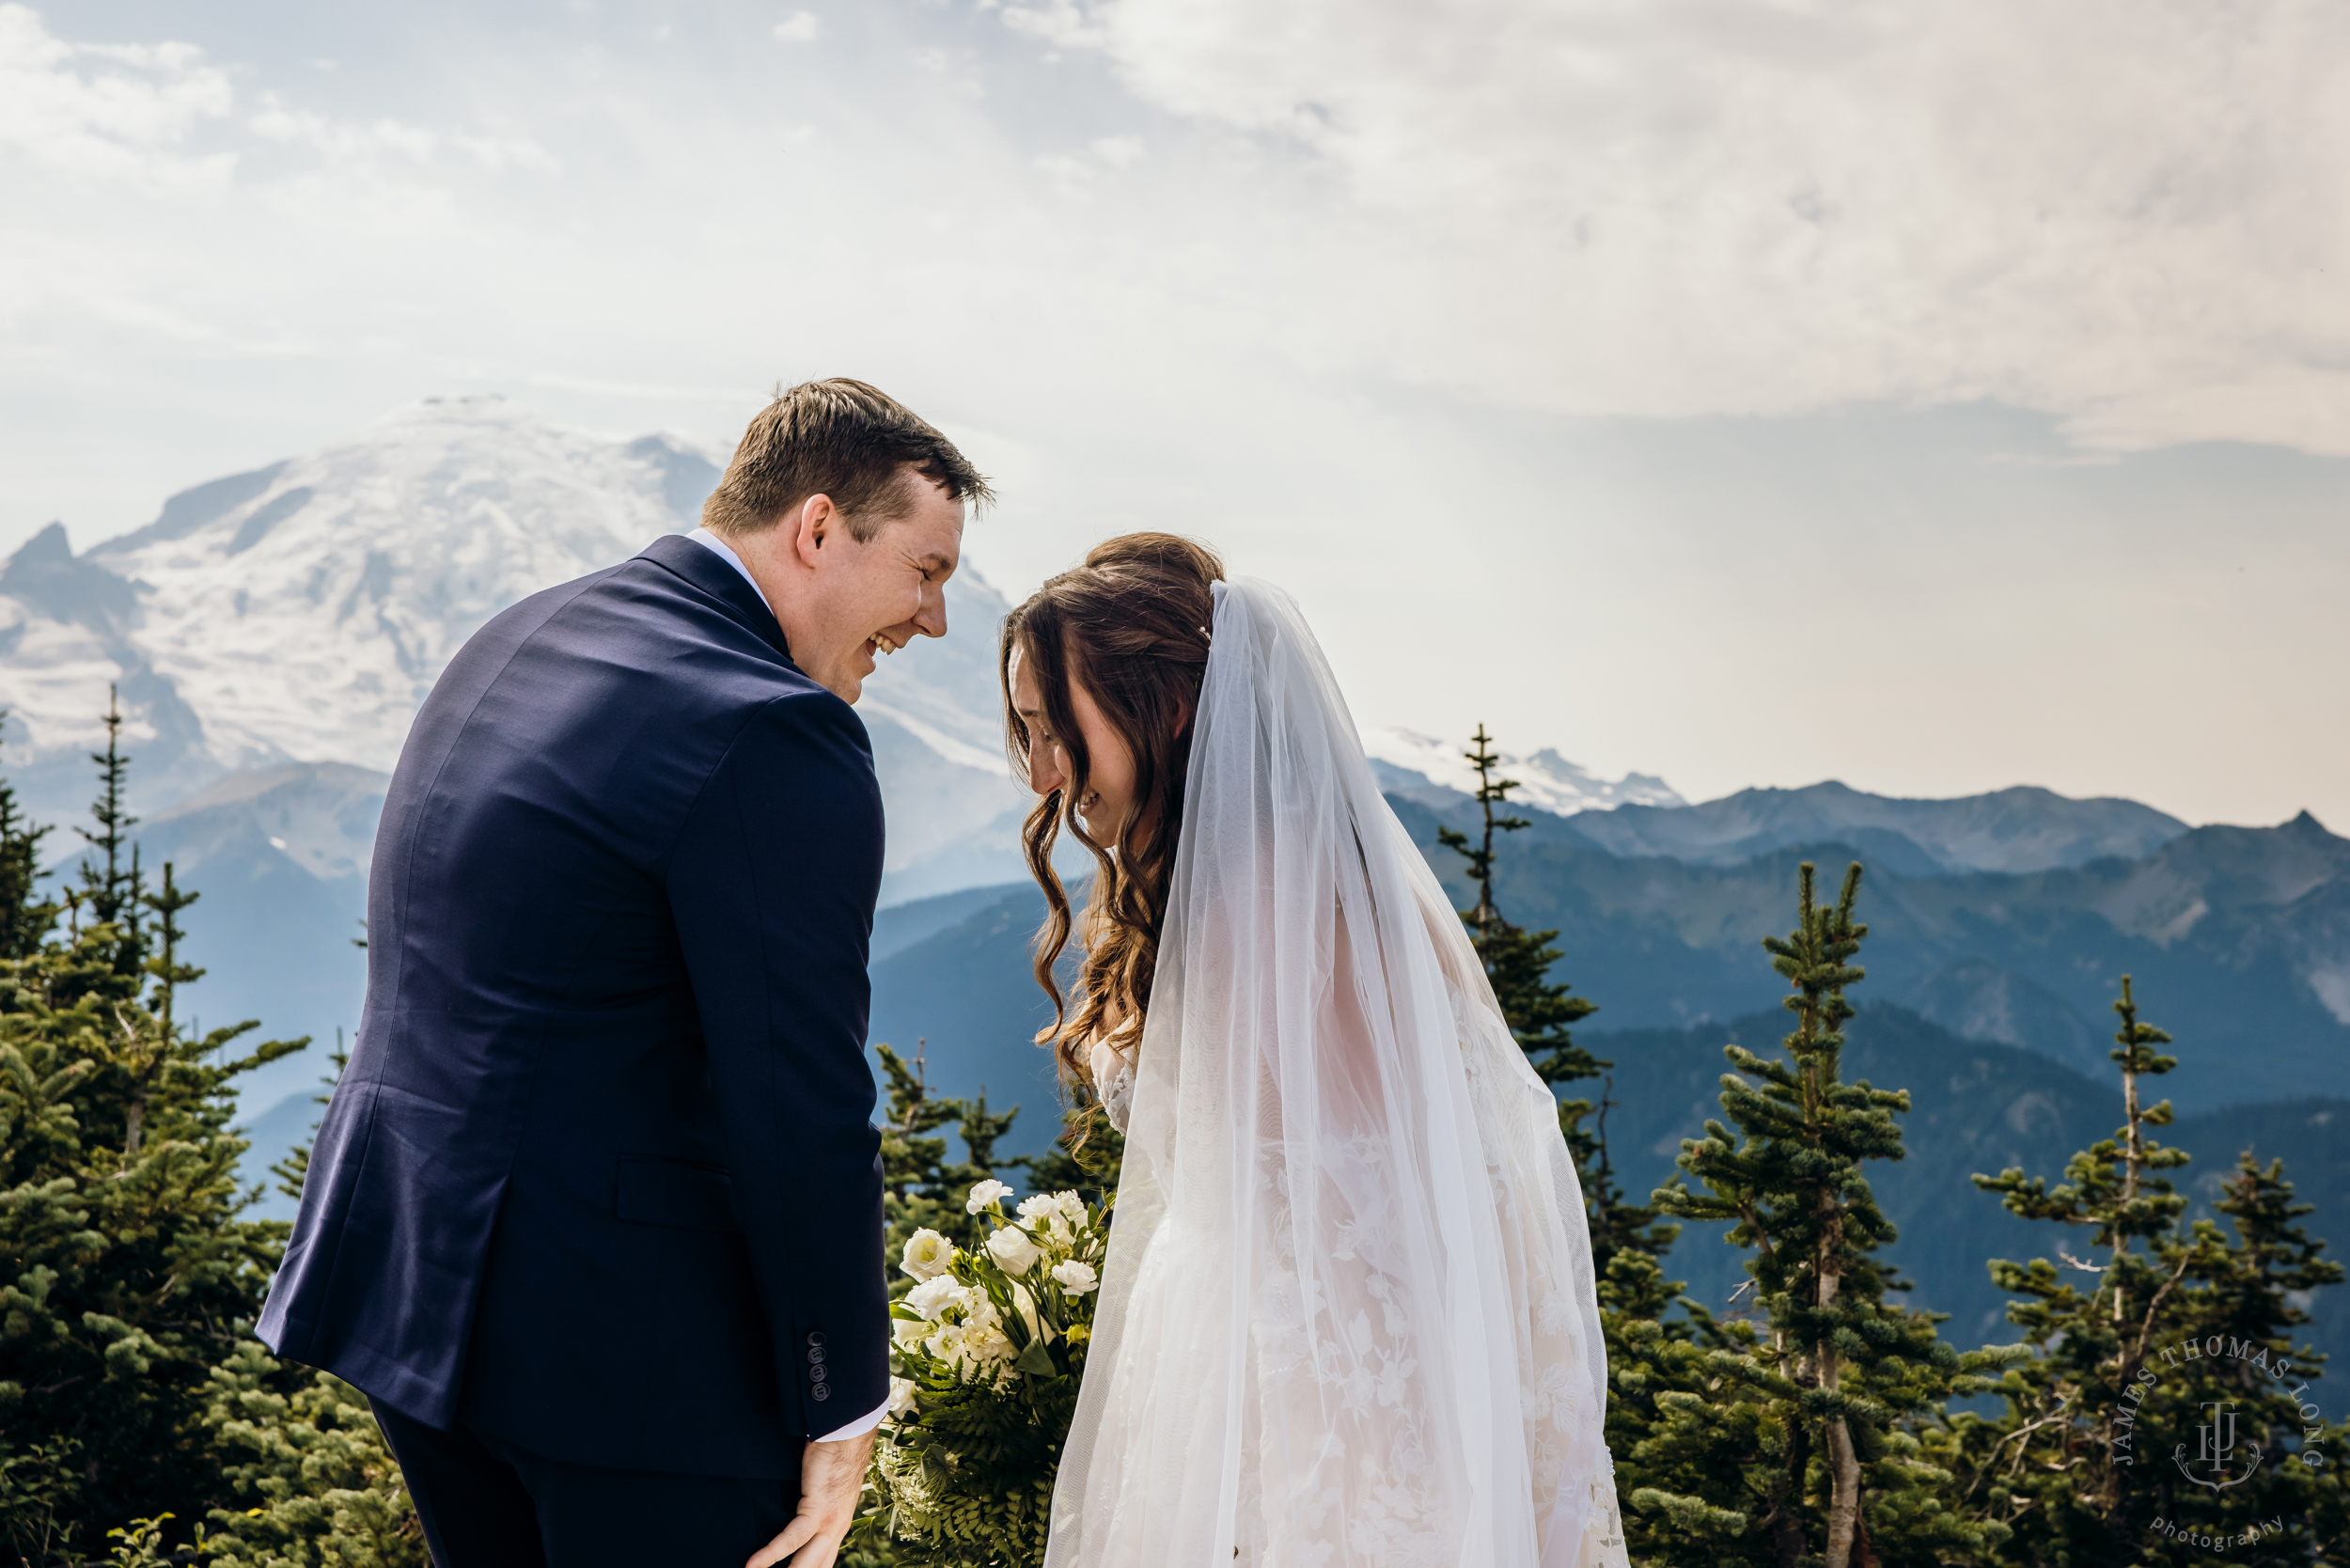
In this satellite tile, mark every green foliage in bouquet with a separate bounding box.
[856,1179,1106,1567]
[851,1042,1121,1568]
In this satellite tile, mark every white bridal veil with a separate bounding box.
[1045,578,1626,1568]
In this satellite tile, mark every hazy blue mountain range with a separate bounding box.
[857,797,2350,1124]
[1543,779,2189,874]
[1386,798,2350,1105]
[1366,760,2185,876]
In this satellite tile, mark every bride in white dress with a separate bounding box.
[999,534,1629,1568]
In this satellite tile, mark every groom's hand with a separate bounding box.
[746,1429,876,1568]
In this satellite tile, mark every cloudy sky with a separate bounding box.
[5,0,2345,828]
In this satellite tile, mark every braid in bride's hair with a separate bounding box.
[1000,533,1223,1082]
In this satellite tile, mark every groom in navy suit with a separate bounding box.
[259,380,988,1568]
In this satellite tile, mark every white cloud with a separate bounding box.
[910,42,986,97]
[773,10,822,43]
[0,2,234,186]
[451,133,563,178]
[1037,134,1145,196]
[995,0,2350,454]
[249,102,438,163]
[3,6,556,193]
[242,98,558,178]
[999,0,1107,51]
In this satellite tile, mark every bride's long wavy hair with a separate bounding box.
[999,533,1223,1080]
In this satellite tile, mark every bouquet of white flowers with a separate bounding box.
[855,1181,1106,1566]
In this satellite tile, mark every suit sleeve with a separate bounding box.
[666,691,888,1438]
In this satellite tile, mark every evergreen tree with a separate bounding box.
[1956,979,2350,1564]
[0,713,54,964]
[71,687,145,968]
[1434,726,1602,1085]
[875,1040,1032,1278]
[1642,862,2017,1568]
[0,708,309,1560]
[193,1338,427,1566]
[1017,1098,1123,1226]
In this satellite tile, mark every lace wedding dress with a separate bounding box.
[1049,578,1629,1568]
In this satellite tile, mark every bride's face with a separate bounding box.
[1011,647,1136,841]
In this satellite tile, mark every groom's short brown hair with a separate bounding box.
[700,378,993,541]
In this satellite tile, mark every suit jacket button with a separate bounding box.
[809,1383,832,1403]
[809,1362,828,1383]
[807,1345,826,1364]
[806,1331,827,1348]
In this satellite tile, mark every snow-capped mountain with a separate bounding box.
[0,396,1030,898]
[1360,726,1687,815]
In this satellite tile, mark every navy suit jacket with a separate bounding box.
[258,534,888,1478]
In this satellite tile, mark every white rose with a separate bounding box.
[965,1179,1014,1214]
[986,1225,1044,1277]
[886,1376,918,1418]
[1052,1260,1099,1295]
[904,1275,964,1322]
[1054,1191,1088,1227]
[900,1228,952,1281]
[963,1322,1016,1366]
[1015,1193,1073,1244]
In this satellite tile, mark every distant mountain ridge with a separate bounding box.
[1362,727,1686,816]
[858,800,2350,1136]
[1519,778,2186,875]
[1397,796,2350,1103]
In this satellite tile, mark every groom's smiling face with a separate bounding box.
[747,468,965,703]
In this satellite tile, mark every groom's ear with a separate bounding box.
[790,494,839,566]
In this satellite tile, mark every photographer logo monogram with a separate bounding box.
[2109,1333,2326,1551]
[2184,1399,2260,1489]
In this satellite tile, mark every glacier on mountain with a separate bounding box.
[1360,725,1687,816]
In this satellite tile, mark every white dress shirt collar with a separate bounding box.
[687,527,775,617]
